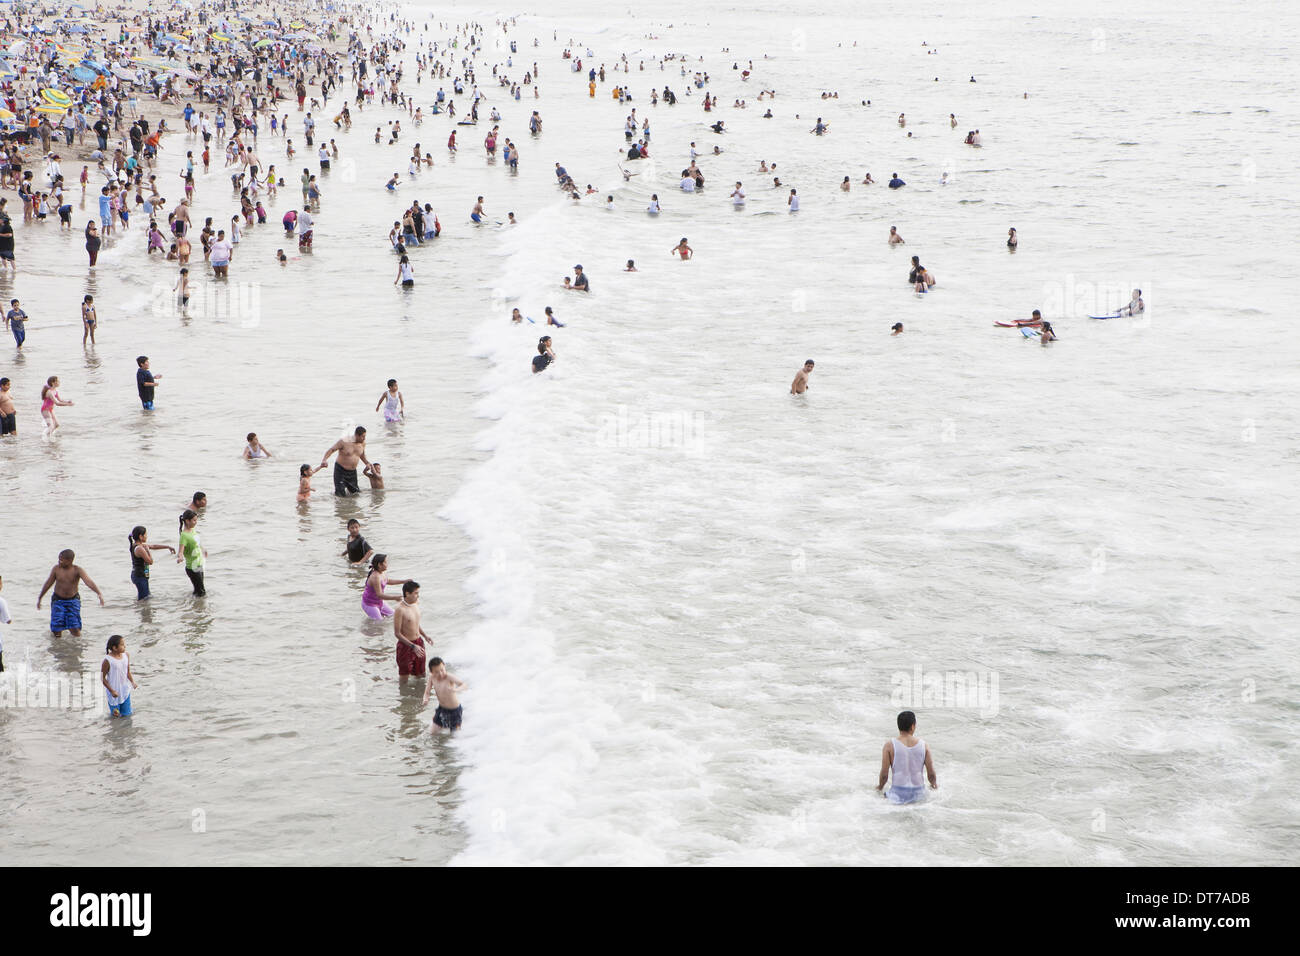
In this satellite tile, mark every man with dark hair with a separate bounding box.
[393,580,428,682]
[791,359,814,395]
[320,426,370,496]
[876,711,938,804]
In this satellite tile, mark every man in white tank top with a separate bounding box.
[877,710,937,804]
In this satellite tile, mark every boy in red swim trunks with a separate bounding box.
[393,580,428,682]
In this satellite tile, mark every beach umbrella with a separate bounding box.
[70,64,95,81]
[289,21,306,29]
[210,33,232,43]
[67,23,87,34]
[168,66,199,81]
[35,104,67,115]
[41,87,72,107]
[111,65,136,81]
[0,108,14,120]
[253,38,273,48]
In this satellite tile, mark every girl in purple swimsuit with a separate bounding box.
[361,554,408,619]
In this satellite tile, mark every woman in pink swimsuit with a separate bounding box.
[361,553,408,619]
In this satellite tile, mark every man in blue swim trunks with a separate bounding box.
[36,549,105,638]
[422,657,466,732]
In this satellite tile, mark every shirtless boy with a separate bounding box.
[422,656,466,731]
[393,580,429,682]
[0,377,16,435]
[36,549,105,637]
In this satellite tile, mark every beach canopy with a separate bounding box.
[41,88,73,107]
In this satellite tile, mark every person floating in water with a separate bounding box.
[876,710,937,804]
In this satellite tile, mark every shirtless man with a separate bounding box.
[36,549,105,637]
[172,198,191,235]
[888,226,905,245]
[791,359,814,394]
[422,656,466,731]
[320,426,370,496]
[393,580,428,682]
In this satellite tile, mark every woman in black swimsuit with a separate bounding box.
[85,220,101,266]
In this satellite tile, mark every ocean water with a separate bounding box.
[1,0,1297,866]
